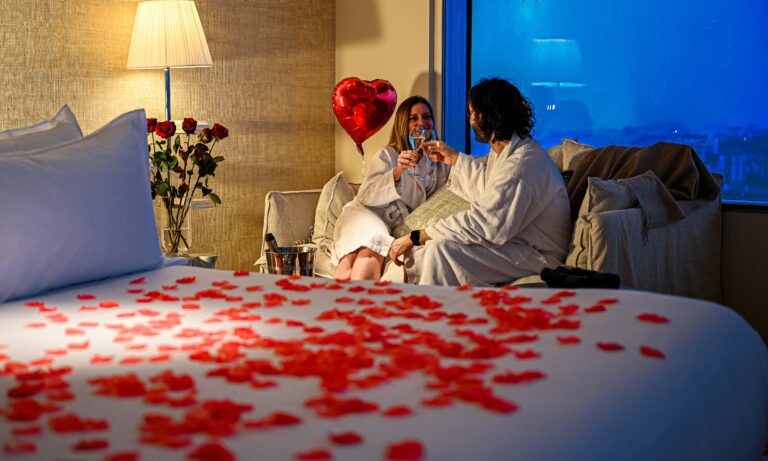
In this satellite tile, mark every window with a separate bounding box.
[444,0,768,203]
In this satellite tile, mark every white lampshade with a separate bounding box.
[127,0,212,69]
[530,38,585,88]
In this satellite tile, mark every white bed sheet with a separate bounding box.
[1,266,766,461]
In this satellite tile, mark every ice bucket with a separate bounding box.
[264,245,317,276]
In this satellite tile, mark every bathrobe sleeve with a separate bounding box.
[355,147,428,213]
[426,147,548,247]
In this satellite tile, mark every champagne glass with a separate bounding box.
[407,127,438,177]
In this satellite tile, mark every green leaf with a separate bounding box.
[213,156,225,163]
[156,182,169,196]
[173,135,181,153]
[208,193,221,205]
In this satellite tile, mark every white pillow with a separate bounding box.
[311,172,356,249]
[0,105,82,154]
[0,109,163,303]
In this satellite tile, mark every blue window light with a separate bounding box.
[445,0,768,203]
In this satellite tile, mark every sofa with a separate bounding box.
[255,139,723,302]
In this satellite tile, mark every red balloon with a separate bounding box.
[332,77,397,156]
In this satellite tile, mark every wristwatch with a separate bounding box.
[410,229,421,246]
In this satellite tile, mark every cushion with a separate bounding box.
[254,189,322,271]
[578,171,684,228]
[546,143,563,171]
[0,105,82,154]
[567,197,721,302]
[392,185,470,238]
[560,138,594,172]
[311,172,356,251]
[0,109,163,303]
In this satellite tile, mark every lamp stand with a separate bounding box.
[164,67,172,121]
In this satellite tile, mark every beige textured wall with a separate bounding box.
[335,0,441,183]
[0,0,336,271]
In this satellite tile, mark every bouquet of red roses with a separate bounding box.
[147,117,228,255]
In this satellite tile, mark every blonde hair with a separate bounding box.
[387,96,434,153]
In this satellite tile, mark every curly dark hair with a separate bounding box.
[468,78,535,143]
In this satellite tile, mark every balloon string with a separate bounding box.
[361,152,365,183]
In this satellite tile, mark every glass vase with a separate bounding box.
[159,197,192,257]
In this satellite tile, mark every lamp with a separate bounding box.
[530,39,585,89]
[127,0,212,121]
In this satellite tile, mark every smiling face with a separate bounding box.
[408,103,434,131]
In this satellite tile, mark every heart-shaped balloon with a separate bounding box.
[332,77,397,156]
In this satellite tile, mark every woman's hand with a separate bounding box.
[389,234,414,266]
[425,140,460,166]
[393,149,421,182]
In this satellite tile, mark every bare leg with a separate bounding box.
[334,251,357,280]
[350,247,385,281]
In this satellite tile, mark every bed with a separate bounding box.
[1,108,766,461]
[1,265,767,460]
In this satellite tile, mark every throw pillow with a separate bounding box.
[392,185,470,238]
[546,143,564,171]
[561,138,594,172]
[578,171,684,227]
[0,109,163,303]
[311,172,356,251]
[0,105,82,154]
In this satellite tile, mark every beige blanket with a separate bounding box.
[566,142,721,222]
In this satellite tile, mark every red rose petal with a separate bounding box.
[11,425,42,436]
[556,335,581,345]
[382,405,413,417]
[596,342,625,352]
[73,438,109,451]
[129,277,145,285]
[3,440,36,454]
[493,370,547,384]
[188,442,235,461]
[104,451,140,461]
[233,271,249,277]
[77,294,96,300]
[329,431,363,445]
[639,345,666,359]
[386,440,424,460]
[296,448,333,460]
[637,313,669,324]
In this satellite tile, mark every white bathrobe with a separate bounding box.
[333,146,451,263]
[383,135,571,286]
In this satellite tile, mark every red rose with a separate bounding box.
[155,120,176,139]
[147,118,158,134]
[198,127,213,144]
[182,117,197,134]
[211,123,229,140]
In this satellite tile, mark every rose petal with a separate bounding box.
[386,440,424,460]
[637,313,669,324]
[295,448,333,460]
[596,342,625,352]
[329,431,363,445]
[639,345,666,359]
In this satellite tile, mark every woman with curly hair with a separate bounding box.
[387,77,571,286]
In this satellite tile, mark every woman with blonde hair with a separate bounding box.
[333,96,451,281]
